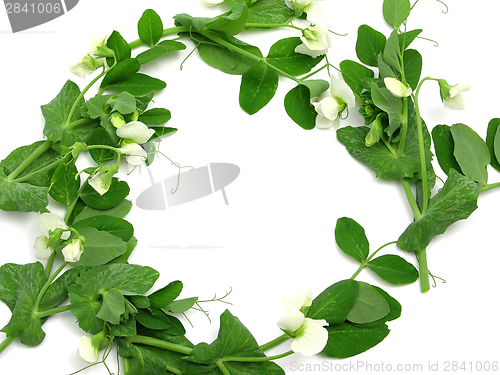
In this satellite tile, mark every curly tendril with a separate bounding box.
[435,0,449,14]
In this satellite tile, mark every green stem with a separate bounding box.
[126,336,193,355]
[245,23,301,31]
[13,153,71,184]
[350,241,398,280]
[479,182,500,193]
[215,361,232,375]
[199,30,301,83]
[6,141,53,181]
[417,248,430,292]
[0,336,16,355]
[33,261,68,314]
[397,97,409,155]
[35,304,71,319]
[64,118,95,132]
[44,251,57,279]
[299,63,329,82]
[166,365,183,375]
[259,334,288,352]
[401,179,422,220]
[221,350,294,363]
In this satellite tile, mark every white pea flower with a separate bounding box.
[118,142,148,166]
[116,121,155,145]
[38,213,70,240]
[313,76,355,131]
[77,336,99,363]
[69,55,102,79]
[89,36,115,58]
[295,16,331,58]
[201,0,223,5]
[438,80,472,110]
[277,290,328,356]
[61,238,85,263]
[34,236,53,259]
[285,0,323,23]
[384,77,412,98]
[88,170,112,196]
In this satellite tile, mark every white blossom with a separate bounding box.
[384,77,412,98]
[69,55,100,79]
[88,170,112,196]
[38,213,70,240]
[118,142,148,166]
[441,81,472,110]
[116,121,155,145]
[34,236,53,259]
[61,238,84,263]
[295,16,331,58]
[77,336,99,363]
[313,76,355,130]
[285,0,323,23]
[277,290,328,356]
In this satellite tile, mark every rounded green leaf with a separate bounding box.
[80,177,130,209]
[335,217,369,263]
[368,254,418,284]
[148,280,183,309]
[239,60,279,115]
[451,123,490,185]
[431,125,462,176]
[284,85,317,130]
[138,9,163,47]
[356,25,386,67]
[383,0,411,29]
[346,282,390,324]
[340,59,374,96]
[486,118,500,171]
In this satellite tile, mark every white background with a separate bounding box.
[1,1,499,374]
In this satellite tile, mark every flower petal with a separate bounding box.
[39,213,68,237]
[77,336,99,363]
[89,171,112,196]
[119,143,148,166]
[278,303,305,333]
[313,96,340,121]
[304,1,324,24]
[62,239,84,263]
[444,94,465,110]
[116,121,155,144]
[34,236,53,259]
[291,318,328,356]
[449,82,472,98]
[330,76,355,106]
[384,77,412,98]
[282,290,313,311]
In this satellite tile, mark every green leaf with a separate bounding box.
[0,141,59,187]
[383,30,401,72]
[451,123,490,185]
[149,127,177,142]
[87,128,118,164]
[398,169,479,251]
[239,60,279,115]
[371,83,403,137]
[307,280,359,324]
[79,177,130,209]
[73,215,134,242]
[39,267,82,312]
[431,125,462,175]
[266,37,322,76]
[136,309,172,330]
[148,280,183,309]
[0,168,49,212]
[202,3,249,36]
[111,236,138,265]
[383,0,411,29]
[138,9,163,47]
[247,0,293,24]
[366,286,401,325]
[119,339,187,375]
[41,80,82,143]
[403,49,422,90]
[356,25,387,67]
[284,80,329,130]
[0,262,47,345]
[486,118,500,171]
[139,108,171,125]
[136,40,186,65]
[106,73,166,95]
[368,254,418,284]
[166,297,198,314]
[335,217,369,263]
[322,322,390,359]
[74,199,133,223]
[398,29,422,50]
[97,288,126,325]
[346,282,390,324]
[195,33,262,75]
[101,58,141,89]
[340,59,374,96]
[110,91,137,114]
[106,30,131,65]
[69,264,159,334]
[49,162,80,206]
[73,227,128,266]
